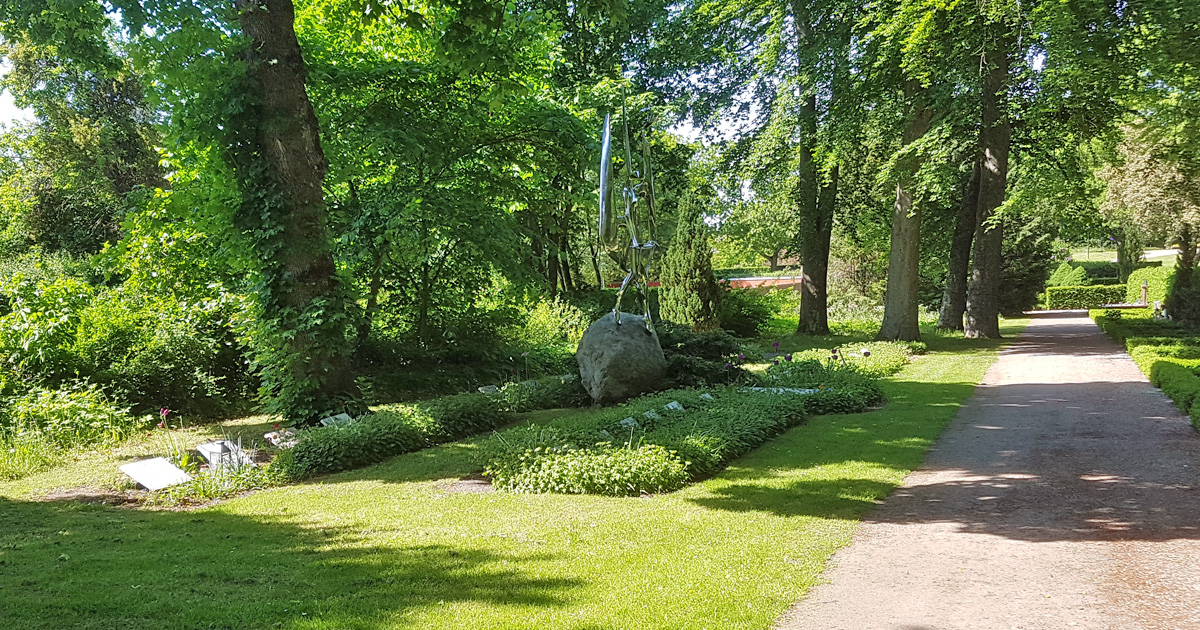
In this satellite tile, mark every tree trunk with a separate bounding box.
[232,0,358,422]
[791,2,822,335]
[937,161,981,330]
[964,28,1010,340]
[356,250,383,353]
[877,84,933,342]
[799,164,837,334]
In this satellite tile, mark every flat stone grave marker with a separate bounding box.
[319,413,354,427]
[119,458,192,491]
[664,401,684,411]
[196,440,254,469]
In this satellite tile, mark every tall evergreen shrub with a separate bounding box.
[660,193,721,331]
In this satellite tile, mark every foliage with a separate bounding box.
[1045,285,1127,310]
[1093,312,1200,429]
[282,391,518,478]
[509,297,590,348]
[5,382,140,448]
[478,389,813,495]
[147,460,289,507]
[496,375,590,413]
[0,425,59,480]
[1047,262,1088,287]
[718,287,782,337]
[1125,266,1174,305]
[659,193,722,331]
[999,217,1056,314]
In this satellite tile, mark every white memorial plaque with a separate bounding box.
[120,458,192,491]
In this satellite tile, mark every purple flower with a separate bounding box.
[737,354,745,361]
[785,354,793,362]
[861,349,871,357]
[772,341,780,349]
[724,362,732,369]
[773,360,780,365]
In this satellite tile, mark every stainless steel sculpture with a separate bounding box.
[599,106,659,333]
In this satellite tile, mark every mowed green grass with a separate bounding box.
[0,322,1023,630]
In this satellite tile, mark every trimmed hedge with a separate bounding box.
[280,375,590,479]
[1045,285,1126,309]
[1092,312,1200,430]
[1125,266,1174,305]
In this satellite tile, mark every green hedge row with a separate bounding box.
[1045,285,1126,309]
[279,375,588,478]
[477,379,885,496]
[1125,266,1175,305]
[1092,312,1200,430]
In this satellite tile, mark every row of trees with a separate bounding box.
[0,0,1195,418]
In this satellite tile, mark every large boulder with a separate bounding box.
[577,312,666,404]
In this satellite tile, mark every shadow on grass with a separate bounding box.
[0,496,582,629]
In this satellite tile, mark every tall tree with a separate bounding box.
[937,162,980,329]
[660,191,721,331]
[964,24,1010,339]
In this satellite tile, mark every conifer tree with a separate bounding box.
[660,192,722,331]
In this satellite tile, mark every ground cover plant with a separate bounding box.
[0,321,1023,630]
[1092,308,1200,428]
[476,342,914,496]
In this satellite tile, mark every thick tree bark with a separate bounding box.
[964,29,1010,340]
[799,165,837,334]
[937,161,981,330]
[233,0,359,421]
[877,84,933,342]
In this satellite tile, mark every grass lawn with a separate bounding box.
[0,321,1024,630]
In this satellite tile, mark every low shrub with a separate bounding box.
[0,428,59,480]
[1076,261,1120,279]
[478,381,885,496]
[6,383,141,448]
[496,375,590,413]
[1093,312,1200,430]
[768,341,916,380]
[1045,285,1126,309]
[282,392,512,478]
[718,287,778,337]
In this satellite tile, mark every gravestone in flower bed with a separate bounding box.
[577,312,667,404]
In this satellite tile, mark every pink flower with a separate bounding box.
[273,423,281,430]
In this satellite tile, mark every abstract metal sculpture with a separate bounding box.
[598,103,659,333]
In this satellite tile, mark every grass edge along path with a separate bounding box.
[0,323,1023,630]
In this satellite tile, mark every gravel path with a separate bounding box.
[775,313,1200,630]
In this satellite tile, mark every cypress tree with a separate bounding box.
[660,192,722,331]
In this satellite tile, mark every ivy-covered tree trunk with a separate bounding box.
[232,0,359,422]
[877,84,932,342]
[659,193,721,331]
[937,161,981,330]
[965,29,1010,340]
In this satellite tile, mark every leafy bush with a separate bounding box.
[1126,266,1174,305]
[282,392,512,478]
[0,275,94,381]
[1000,217,1054,314]
[72,291,251,415]
[511,297,590,347]
[718,287,777,337]
[496,375,590,412]
[660,193,722,332]
[768,341,916,380]
[6,383,140,448]
[657,321,743,361]
[1045,285,1126,309]
[147,461,288,507]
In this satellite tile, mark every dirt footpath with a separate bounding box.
[775,313,1200,630]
